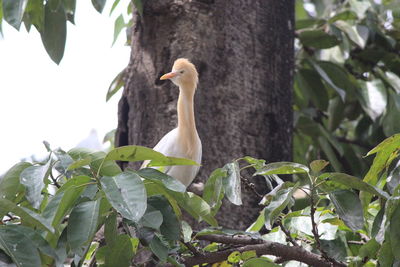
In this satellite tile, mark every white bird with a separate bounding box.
[143,58,202,187]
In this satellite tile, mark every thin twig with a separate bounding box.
[240,176,264,198]
[310,188,343,266]
[180,239,202,256]
[49,171,61,188]
[276,220,298,247]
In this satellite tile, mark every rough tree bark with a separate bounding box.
[116,0,294,229]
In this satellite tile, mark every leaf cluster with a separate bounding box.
[0,143,243,266]
[294,0,400,177]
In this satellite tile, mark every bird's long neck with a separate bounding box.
[177,85,198,156]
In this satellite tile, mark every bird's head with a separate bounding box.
[160,58,198,90]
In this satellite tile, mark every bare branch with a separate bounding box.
[183,235,347,267]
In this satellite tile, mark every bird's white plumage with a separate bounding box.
[152,128,202,186]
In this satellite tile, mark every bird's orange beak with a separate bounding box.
[160,72,177,80]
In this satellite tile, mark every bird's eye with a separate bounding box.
[180,70,185,74]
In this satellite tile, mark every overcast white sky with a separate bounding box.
[0,1,130,174]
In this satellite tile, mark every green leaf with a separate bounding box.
[101,172,147,222]
[23,0,44,32]
[384,71,400,94]
[67,199,101,250]
[54,229,68,266]
[358,79,387,121]
[104,212,117,246]
[367,134,400,156]
[40,2,66,64]
[228,251,241,263]
[0,225,42,267]
[243,257,279,267]
[203,168,226,211]
[112,14,125,46]
[310,60,348,101]
[379,239,394,266]
[148,196,180,241]
[335,20,368,48]
[148,156,199,167]
[181,221,192,243]
[320,173,389,199]
[104,234,134,267]
[109,0,120,15]
[90,151,122,176]
[67,157,92,170]
[20,160,51,209]
[53,148,74,174]
[364,134,400,186]
[329,190,364,231]
[241,250,257,261]
[0,198,54,233]
[390,205,400,259]
[295,0,308,20]
[149,236,168,262]
[246,210,265,232]
[91,0,106,13]
[106,69,125,101]
[136,168,186,192]
[0,162,31,202]
[298,30,340,49]
[359,239,380,258]
[223,162,242,205]
[139,207,163,230]
[106,145,198,166]
[144,181,182,218]
[349,0,370,18]
[264,184,299,230]
[329,10,358,22]
[383,91,400,137]
[310,160,329,174]
[371,208,384,239]
[43,176,92,227]
[320,238,347,261]
[170,192,218,226]
[0,1,3,36]
[48,0,61,11]
[295,69,329,110]
[2,0,28,30]
[254,162,309,176]
[132,0,142,16]
[327,97,345,131]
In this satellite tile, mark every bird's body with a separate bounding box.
[144,58,202,187]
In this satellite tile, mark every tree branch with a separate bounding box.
[183,234,346,267]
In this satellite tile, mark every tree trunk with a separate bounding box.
[116,0,294,229]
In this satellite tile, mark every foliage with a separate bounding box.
[0,0,138,64]
[0,133,399,266]
[294,0,400,178]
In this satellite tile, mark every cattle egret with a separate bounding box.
[144,58,202,187]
